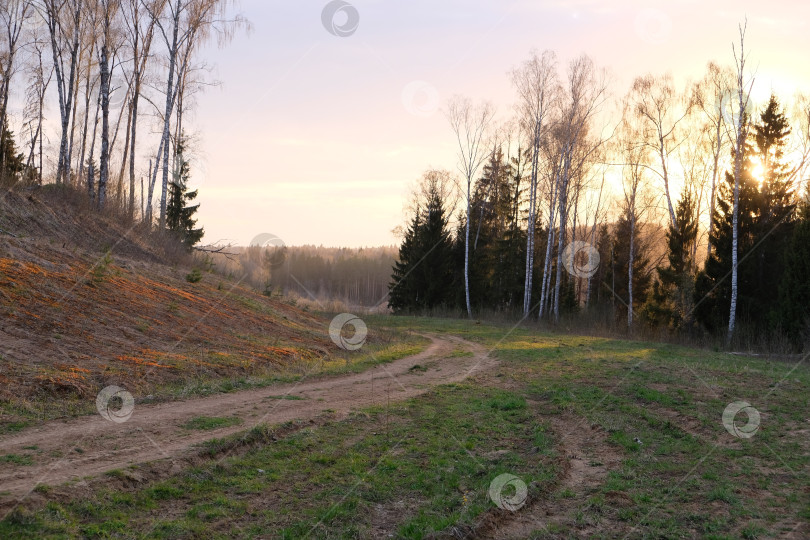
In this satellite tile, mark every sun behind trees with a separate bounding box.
[389,36,810,352]
[695,95,806,347]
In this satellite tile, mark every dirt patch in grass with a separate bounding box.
[472,412,624,539]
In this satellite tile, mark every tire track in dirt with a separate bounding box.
[478,414,624,539]
[0,334,495,505]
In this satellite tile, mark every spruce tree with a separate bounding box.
[0,120,25,186]
[775,204,810,349]
[166,141,204,250]
[494,150,528,312]
[695,96,796,334]
[389,209,421,312]
[752,95,796,319]
[643,189,698,329]
[467,147,519,310]
[388,181,454,313]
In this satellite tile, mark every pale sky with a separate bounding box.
[190,0,810,248]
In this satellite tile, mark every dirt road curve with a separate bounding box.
[0,334,495,504]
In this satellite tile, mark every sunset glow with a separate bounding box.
[190,0,810,248]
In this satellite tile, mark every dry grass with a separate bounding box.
[0,186,337,428]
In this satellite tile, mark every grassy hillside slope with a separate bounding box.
[0,187,406,431]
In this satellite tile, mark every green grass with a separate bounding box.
[0,454,34,466]
[181,416,243,431]
[1,385,556,538]
[2,316,808,538]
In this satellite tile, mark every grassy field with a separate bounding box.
[2,316,808,538]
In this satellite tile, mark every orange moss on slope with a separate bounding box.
[0,210,333,409]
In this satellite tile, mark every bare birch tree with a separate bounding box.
[693,62,733,260]
[549,55,608,322]
[445,96,494,318]
[95,0,121,208]
[22,41,53,184]
[629,73,691,231]
[122,0,162,218]
[76,16,98,192]
[618,124,648,328]
[40,0,84,184]
[147,0,247,230]
[0,0,33,181]
[510,50,557,317]
[727,21,755,346]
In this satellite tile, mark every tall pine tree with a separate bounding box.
[389,179,454,313]
[0,120,25,186]
[166,140,204,250]
[695,95,796,335]
[775,203,810,349]
[643,189,698,329]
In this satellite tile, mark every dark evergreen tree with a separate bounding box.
[642,189,698,329]
[388,209,421,312]
[602,211,652,325]
[589,223,614,312]
[166,141,204,249]
[447,146,533,313]
[775,203,810,350]
[752,95,796,322]
[0,120,25,186]
[389,181,455,313]
[695,96,796,335]
[467,147,518,310]
[497,147,531,311]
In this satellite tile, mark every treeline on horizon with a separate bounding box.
[209,245,397,311]
[389,30,810,352]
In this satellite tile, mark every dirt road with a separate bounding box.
[0,334,495,504]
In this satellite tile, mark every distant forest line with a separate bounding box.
[209,245,397,311]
